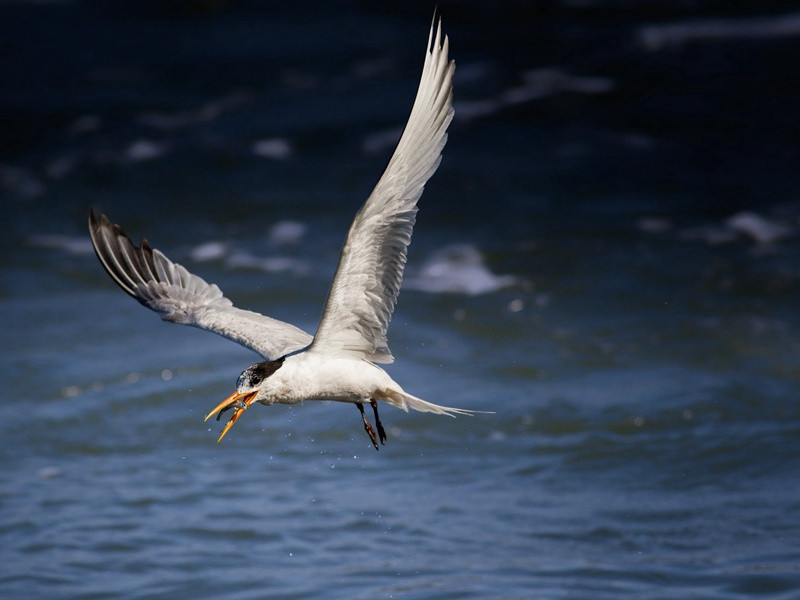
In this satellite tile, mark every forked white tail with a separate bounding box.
[383,389,485,416]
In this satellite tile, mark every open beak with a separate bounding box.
[204,390,259,442]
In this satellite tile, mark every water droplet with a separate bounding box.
[37,466,62,479]
[508,298,524,312]
[61,386,80,398]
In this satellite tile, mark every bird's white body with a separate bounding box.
[254,351,463,416]
[89,17,473,448]
[258,353,395,406]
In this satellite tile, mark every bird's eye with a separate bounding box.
[249,374,263,387]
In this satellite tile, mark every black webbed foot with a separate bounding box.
[357,402,379,450]
[370,399,387,445]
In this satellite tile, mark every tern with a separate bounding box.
[89,18,473,450]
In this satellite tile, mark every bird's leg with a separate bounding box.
[370,399,387,445]
[357,403,379,451]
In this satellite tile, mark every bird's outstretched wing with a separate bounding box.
[89,210,312,360]
[310,18,455,363]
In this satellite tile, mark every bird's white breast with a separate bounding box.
[264,352,396,405]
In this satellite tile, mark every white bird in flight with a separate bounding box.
[89,17,474,450]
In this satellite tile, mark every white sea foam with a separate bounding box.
[405,244,519,295]
[226,251,309,275]
[671,210,796,246]
[252,138,292,160]
[639,11,800,50]
[452,67,614,122]
[452,100,501,121]
[190,241,229,262]
[125,139,166,162]
[28,234,93,255]
[503,68,614,106]
[268,220,307,246]
[37,467,62,480]
[725,211,794,244]
[138,91,251,130]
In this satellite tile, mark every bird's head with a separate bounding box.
[236,358,284,396]
[203,357,285,442]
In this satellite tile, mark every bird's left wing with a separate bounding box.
[310,18,455,363]
[89,210,312,360]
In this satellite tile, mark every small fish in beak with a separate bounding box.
[204,390,259,442]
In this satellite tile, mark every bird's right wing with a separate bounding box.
[309,18,455,364]
[89,210,312,360]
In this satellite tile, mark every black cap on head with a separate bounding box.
[238,356,285,389]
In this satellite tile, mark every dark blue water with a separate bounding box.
[3,2,800,598]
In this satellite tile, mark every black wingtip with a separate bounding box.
[88,208,113,237]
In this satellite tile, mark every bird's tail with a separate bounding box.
[382,389,485,417]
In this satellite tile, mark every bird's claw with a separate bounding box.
[358,400,386,451]
[370,399,387,445]
[364,419,379,451]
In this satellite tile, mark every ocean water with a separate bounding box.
[3,2,800,598]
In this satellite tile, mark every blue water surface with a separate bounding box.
[2,2,800,598]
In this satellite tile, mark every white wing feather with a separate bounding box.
[310,18,455,363]
[89,211,312,360]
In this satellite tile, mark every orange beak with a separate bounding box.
[204,390,259,442]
